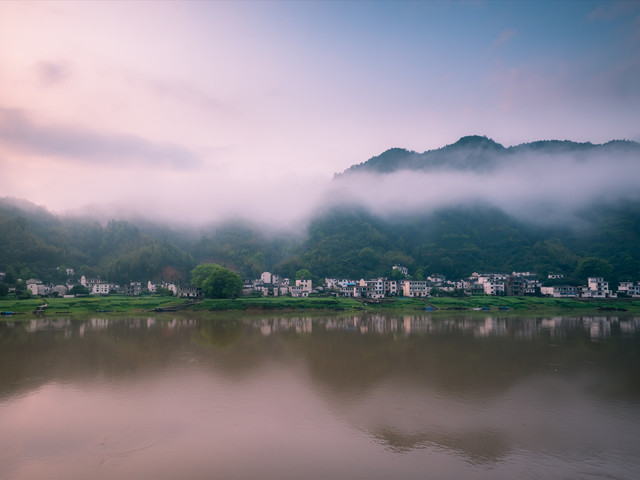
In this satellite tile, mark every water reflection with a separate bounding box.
[1,313,640,479]
[6,312,640,339]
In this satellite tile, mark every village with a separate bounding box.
[11,264,640,300]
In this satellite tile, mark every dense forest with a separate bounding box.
[2,136,639,289]
[1,196,639,289]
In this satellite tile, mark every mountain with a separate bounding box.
[0,198,195,284]
[338,136,640,176]
[274,201,640,284]
[2,136,640,288]
[0,197,296,285]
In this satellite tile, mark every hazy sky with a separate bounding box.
[1,1,639,226]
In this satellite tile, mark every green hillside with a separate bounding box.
[2,136,639,289]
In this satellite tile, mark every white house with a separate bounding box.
[384,279,398,296]
[586,277,615,298]
[178,286,200,298]
[401,280,431,297]
[618,281,640,297]
[91,282,111,295]
[52,284,68,296]
[26,279,50,296]
[290,285,309,297]
[541,285,582,298]
[482,279,505,296]
[296,279,312,293]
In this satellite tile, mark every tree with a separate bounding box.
[70,285,90,296]
[155,286,174,296]
[191,263,243,299]
[191,264,218,286]
[574,257,613,282]
[3,267,17,285]
[295,269,313,280]
[15,280,31,299]
[390,267,408,281]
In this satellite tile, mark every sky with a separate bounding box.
[1,0,639,228]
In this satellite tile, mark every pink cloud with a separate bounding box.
[0,106,201,168]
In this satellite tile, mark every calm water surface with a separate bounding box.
[1,313,639,479]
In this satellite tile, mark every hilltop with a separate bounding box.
[337,136,640,176]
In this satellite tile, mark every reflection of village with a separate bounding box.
[10,317,199,338]
[6,314,640,342]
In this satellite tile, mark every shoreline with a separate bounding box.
[2,295,640,318]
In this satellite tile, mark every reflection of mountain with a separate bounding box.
[371,427,510,463]
[336,371,640,465]
[3,314,640,464]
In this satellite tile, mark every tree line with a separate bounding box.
[1,198,639,297]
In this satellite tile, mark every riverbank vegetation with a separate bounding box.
[0,295,184,315]
[2,295,640,318]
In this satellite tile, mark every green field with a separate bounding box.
[2,294,640,318]
[0,295,184,316]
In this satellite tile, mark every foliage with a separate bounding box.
[295,269,313,280]
[279,203,640,284]
[191,263,243,299]
[70,285,90,296]
[0,199,195,284]
[2,195,640,288]
[191,221,296,279]
[573,257,613,282]
[155,286,174,296]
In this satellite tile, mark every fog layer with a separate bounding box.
[326,146,640,226]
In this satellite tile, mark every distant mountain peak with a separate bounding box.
[337,136,640,177]
[451,135,504,150]
[338,135,505,176]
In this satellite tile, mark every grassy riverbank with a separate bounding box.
[2,294,640,318]
[191,295,640,313]
[0,295,185,315]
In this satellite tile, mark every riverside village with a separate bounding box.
[9,265,640,300]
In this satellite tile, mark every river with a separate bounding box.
[1,313,639,479]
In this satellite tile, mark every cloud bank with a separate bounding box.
[327,145,640,225]
[0,107,201,168]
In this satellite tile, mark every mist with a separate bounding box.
[325,145,640,228]
[38,141,637,235]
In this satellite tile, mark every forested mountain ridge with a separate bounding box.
[0,198,195,284]
[2,135,640,288]
[0,197,296,285]
[5,197,637,288]
[338,136,640,176]
[273,203,640,285]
